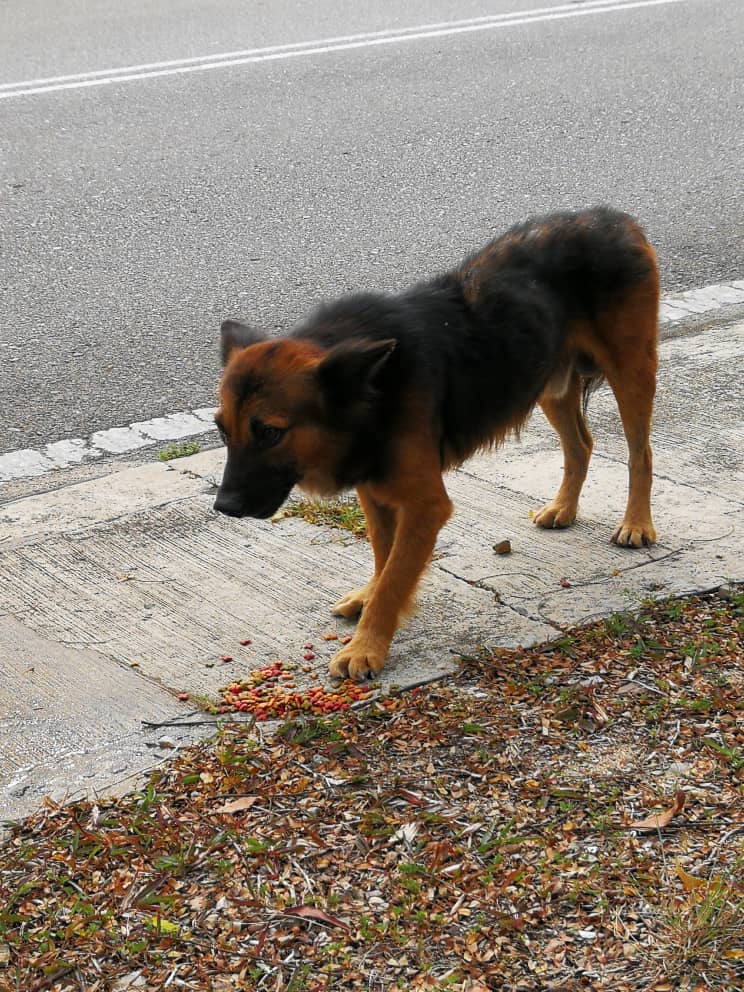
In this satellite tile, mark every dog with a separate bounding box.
[214,206,659,681]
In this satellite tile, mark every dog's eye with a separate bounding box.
[251,419,286,448]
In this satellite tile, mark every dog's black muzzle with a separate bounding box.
[214,452,298,520]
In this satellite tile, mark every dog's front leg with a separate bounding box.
[329,480,452,682]
[331,487,396,619]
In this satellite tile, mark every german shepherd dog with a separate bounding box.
[215,207,658,681]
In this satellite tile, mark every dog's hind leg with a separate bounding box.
[332,488,395,619]
[595,285,658,547]
[604,353,657,547]
[534,369,593,530]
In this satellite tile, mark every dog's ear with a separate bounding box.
[316,338,396,404]
[220,319,265,364]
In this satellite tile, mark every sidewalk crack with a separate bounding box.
[432,559,553,630]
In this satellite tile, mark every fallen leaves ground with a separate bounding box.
[1,587,742,992]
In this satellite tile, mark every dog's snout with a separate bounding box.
[214,491,245,518]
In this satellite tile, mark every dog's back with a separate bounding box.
[457,206,657,322]
[291,206,658,472]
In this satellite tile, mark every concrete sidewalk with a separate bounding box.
[1,314,742,821]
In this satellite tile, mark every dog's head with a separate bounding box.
[214,318,395,519]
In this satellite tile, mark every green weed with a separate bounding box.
[158,441,201,461]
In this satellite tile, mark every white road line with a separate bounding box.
[0,280,742,488]
[0,0,692,100]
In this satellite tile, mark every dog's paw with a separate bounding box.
[328,631,389,682]
[533,501,577,529]
[331,583,373,620]
[611,519,656,548]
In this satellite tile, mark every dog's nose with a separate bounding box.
[213,491,244,517]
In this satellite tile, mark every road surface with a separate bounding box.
[1,0,742,453]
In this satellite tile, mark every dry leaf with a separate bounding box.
[282,905,350,931]
[397,789,426,807]
[392,822,419,845]
[146,916,179,934]
[216,796,258,815]
[676,864,706,892]
[629,790,685,832]
[593,700,610,724]
[112,972,146,991]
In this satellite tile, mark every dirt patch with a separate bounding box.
[1,588,742,991]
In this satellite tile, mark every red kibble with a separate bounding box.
[218,655,378,717]
[303,652,315,661]
[220,655,233,663]
[239,639,251,646]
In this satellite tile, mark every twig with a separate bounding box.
[340,671,450,713]
[701,823,744,868]
[141,718,220,729]
[622,678,666,696]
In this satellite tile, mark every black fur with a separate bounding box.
[291,206,653,487]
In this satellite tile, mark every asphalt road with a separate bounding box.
[1,0,742,454]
